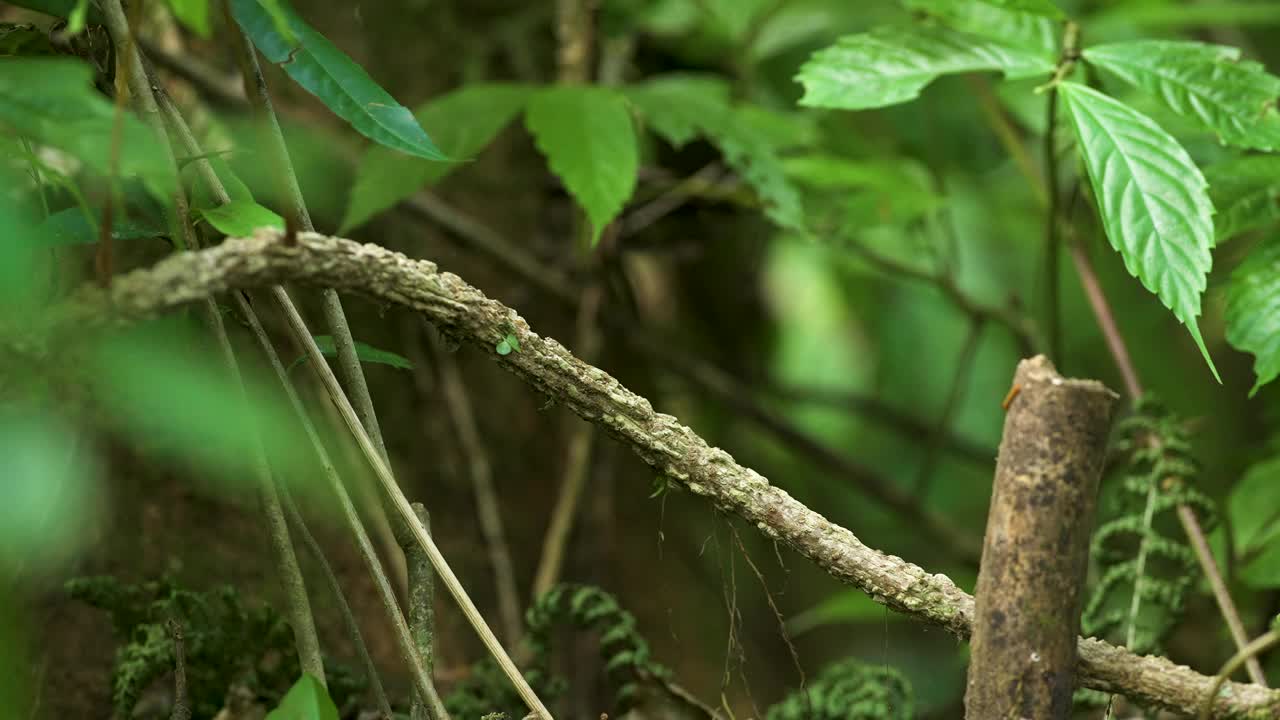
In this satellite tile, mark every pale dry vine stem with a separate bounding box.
[52,231,1280,719]
[98,0,327,685]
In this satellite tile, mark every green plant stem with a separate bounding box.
[99,0,327,686]
[279,488,395,719]
[1044,85,1063,366]
[404,502,451,720]
[221,0,412,603]
[235,290,451,718]
[1200,629,1280,720]
[913,318,983,495]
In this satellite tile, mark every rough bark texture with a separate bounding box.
[965,356,1118,720]
[49,231,1280,719]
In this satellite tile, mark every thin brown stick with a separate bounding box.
[1200,629,1280,720]
[1067,232,1268,687]
[421,323,524,643]
[167,620,191,720]
[279,487,395,719]
[54,231,1280,718]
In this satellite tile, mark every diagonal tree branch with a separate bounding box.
[50,230,1280,719]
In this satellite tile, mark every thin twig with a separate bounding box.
[221,0,412,605]
[1066,220,1268,687]
[279,487,395,719]
[52,231,1280,718]
[1199,629,1280,720]
[418,323,525,643]
[914,318,984,494]
[167,620,191,720]
[99,0,327,685]
[1042,21,1079,365]
[236,290,452,718]
[405,502,452,720]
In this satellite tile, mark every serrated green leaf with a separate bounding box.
[1083,41,1280,152]
[795,24,1054,111]
[229,0,445,160]
[1088,2,1280,32]
[0,59,174,199]
[165,0,210,37]
[627,74,804,231]
[1058,82,1219,381]
[36,206,166,246]
[265,674,338,720]
[902,0,1059,54]
[341,83,530,233]
[289,335,413,372]
[1225,235,1280,395]
[1205,156,1280,242]
[525,86,637,244]
[195,200,284,237]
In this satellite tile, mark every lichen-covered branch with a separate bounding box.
[53,230,1280,719]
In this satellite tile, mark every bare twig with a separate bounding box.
[221,0,412,604]
[279,488,395,719]
[1200,628,1280,719]
[99,0,327,685]
[167,620,191,720]
[405,502,452,720]
[236,290,452,717]
[419,323,524,643]
[1067,231,1268,687]
[55,231,1280,718]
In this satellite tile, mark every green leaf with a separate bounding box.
[88,323,314,491]
[289,335,413,371]
[0,59,174,198]
[1231,456,1280,587]
[1088,2,1280,32]
[785,590,907,637]
[66,0,89,35]
[795,24,1055,111]
[1205,156,1280,242]
[902,0,1060,53]
[525,86,637,244]
[165,0,210,37]
[36,206,167,246]
[266,674,338,720]
[495,338,512,356]
[194,200,285,237]
[1057,82,1219,381]
[783,154,941,227]
[1082,41,1280,152]
[0,409,98,575]
[1225,236,1280,395]
[229,0,445,160]
[628,74,805,231]
[341,83,531,233]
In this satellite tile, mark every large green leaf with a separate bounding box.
[1230,456,1280,587]
[902,0,1059,54]
[195,199,285,237]
[1083,41,1280,152]
[265,674,338,720]
[1205,156,1280,242]
[165,0,210,37]
[88,323,315,491]
[0,409,98,575]
[229,0,445,161]
[0,59,174,198]
[1225,236,1280,395]
[1058,82,1218,381]
[525,86,637,244]
[1088,2,1280,32]
[341,83,531,233]
[627,74,804,231]
[795,24,1054,111]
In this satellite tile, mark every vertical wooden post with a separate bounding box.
[965,355,1118,719]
